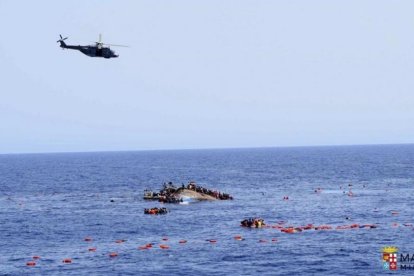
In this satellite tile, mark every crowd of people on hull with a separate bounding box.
[144,207,168,215]
[144,181,233,203]
[241,218,266,228]
[186,181,233,200]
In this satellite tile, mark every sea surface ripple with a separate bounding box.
[0,145,413,275]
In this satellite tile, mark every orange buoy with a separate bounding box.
[391,211,399,215]
[315,225,333,230]
[115,239,125,244]
[159,244,170,249]
[303,224,313,230]
[336,225,350,230]
[32,255,40,260]
[109,252,118,257]
[361,224,377,229]
[179,240,187,244]
[62,258,72,264]
[209,239,217,243]
[88,247,97,252]
[281,227,295,233]
[234,235,243,241]
[26,261,36,266]
[84,237,93,242]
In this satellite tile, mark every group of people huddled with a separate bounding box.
[157,182,183,203]
[144,207,168,215]
[159,196,183,203]
[241,218,266,228]
[186,181,233,200]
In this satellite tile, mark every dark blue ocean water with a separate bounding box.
[1,145,414,275]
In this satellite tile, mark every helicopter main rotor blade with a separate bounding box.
[103,43,129,47]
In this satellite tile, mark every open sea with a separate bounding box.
[0,144,413,275]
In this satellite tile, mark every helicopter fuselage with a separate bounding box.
[59,42,118,58]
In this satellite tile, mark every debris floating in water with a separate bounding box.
[62,258,72,264]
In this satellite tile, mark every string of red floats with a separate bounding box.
[24,209,409,267]
[26,234,276,266]
[25,219,413,267]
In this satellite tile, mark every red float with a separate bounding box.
[109,252,118,257]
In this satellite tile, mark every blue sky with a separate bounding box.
[0,1,413,153]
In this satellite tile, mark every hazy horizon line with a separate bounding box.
[0,142,413,156]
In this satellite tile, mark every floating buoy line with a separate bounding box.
[23,219,413,268]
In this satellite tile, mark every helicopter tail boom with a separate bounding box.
[58,40,67,48]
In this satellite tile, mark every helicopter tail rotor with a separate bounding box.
[57,34,68,48]
[57,34,68,43]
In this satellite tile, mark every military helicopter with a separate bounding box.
[57,34,127,58]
